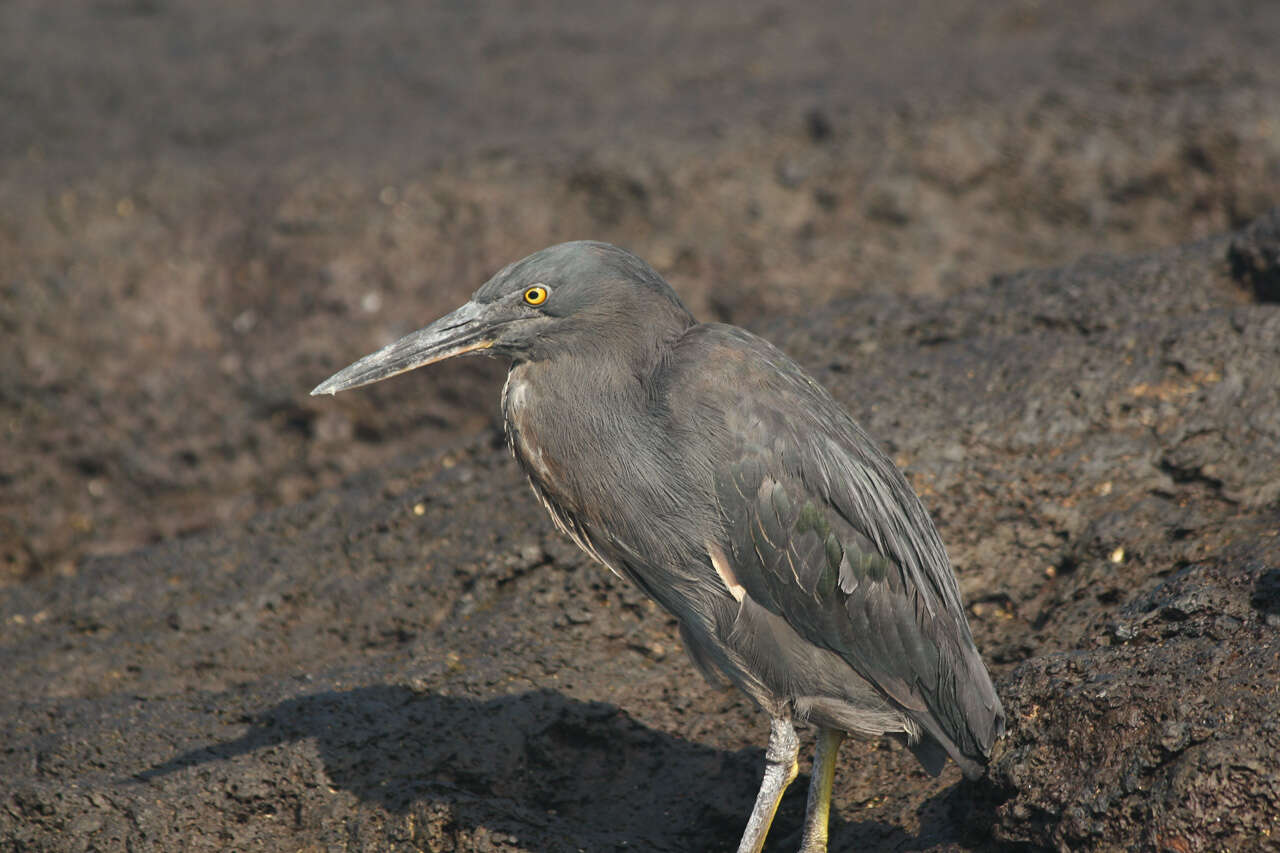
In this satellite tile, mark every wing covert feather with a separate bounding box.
[671,323,1003,762]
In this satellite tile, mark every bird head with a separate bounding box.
[311,241,695,396]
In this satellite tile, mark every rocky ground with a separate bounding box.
[3,2,1280,851]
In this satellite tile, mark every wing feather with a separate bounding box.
[673,324,1004,768]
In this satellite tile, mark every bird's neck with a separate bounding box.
[504,351,654,428]
[501,348,669,510]
[500,333,712,611]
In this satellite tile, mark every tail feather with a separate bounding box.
[913,640,1005,779]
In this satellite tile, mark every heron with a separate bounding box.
[312,241,1004,852]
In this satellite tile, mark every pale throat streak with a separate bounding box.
[500,359,743,608]
[501,362,628,582]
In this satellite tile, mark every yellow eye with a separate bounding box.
[523,285,548,306]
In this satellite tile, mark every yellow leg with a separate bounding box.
[799,727,845,853]
[736,717,799,853]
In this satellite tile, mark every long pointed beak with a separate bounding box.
[310,300,499,396]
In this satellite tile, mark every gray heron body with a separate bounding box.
[312,241,1004,852]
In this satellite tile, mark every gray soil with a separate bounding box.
[3,2,1280,851]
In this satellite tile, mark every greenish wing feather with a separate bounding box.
[673,322,1000,763]
[715,457,942,710]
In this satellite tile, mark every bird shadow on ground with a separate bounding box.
[769,771,1005,853]
[136,684,996,851]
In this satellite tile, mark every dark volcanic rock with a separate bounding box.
[5,3,1280,850]
[993,539,1280,851]
[4,211,1279,851]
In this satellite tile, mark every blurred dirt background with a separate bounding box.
[2,1,1280,850]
